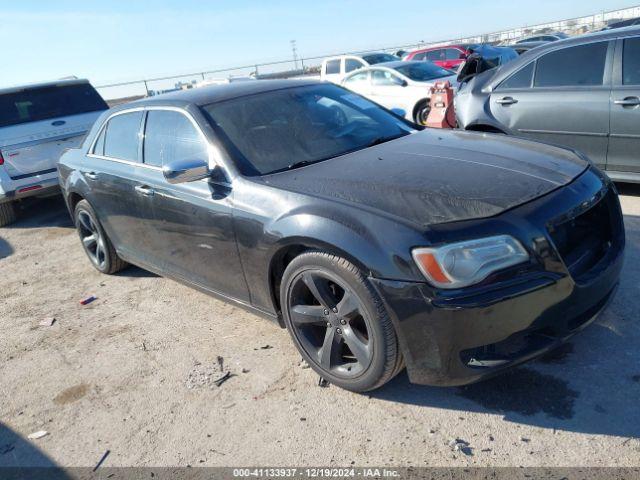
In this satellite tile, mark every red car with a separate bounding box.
[404,44,472,70]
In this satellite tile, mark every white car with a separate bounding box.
[320,53,399,84]
[0,78,108,226]
[341,61,457,125]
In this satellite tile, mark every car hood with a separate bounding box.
[260,129,588,226]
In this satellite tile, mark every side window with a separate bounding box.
[103,111,143,161]
[325,60,341,75]
[623,37,640,85]
[344,71,369,85]
[143,110,208,167]
[92,126,107,156]
[426,50,442,61]
[534,42,608,87]
[445,48,461,60]
[498,62,535,90]
[371,70,401,86]
[345,59,364,73]
[412,52,426,61]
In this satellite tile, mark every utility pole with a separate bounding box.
[291,40,299,70]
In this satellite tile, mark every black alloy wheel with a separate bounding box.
[281,251,403,392]
[74,200,128,274]
[288,270,374,377]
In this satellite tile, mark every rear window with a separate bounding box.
[0,83,107,128]
[325,60,341,75]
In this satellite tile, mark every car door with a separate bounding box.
[369,69,413,113]
[83,109,158,264]
[489,40,613,169]
[441,48,464,70]
[607,36,640,174]
[426,49,446,68]
[139,108,250,302]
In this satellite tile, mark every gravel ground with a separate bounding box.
[0,186,639,468]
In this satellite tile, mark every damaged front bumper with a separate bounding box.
[371,167,625,386]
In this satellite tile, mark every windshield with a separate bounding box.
[202,84,414,176]
[393,62,454,81]
[0,83,108,128]
[362,53,399,64]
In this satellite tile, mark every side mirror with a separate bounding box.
[459,52,468,59]
[163,158,210,184]
[391,76,408,87]
[390,108,407,118]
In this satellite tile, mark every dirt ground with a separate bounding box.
[0,187,639,468]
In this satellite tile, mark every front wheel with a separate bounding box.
[74,199,128,274]
[281,251,403,392]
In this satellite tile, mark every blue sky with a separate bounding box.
[1,0,637,94]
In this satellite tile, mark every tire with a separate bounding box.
[0,202,17,227]
[74,199,128,274]
[281,251,403,392]
[413,100,431,126]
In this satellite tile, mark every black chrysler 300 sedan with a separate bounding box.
[58,80,625,392]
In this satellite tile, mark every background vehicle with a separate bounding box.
[0,78,108,226]
[320,53,400,83]
[457,45,520,84]
[601,17,640,30]
[507,40,548,55]
[455,27,640,182]
[342,61,457,124]
[58,80,623,392]
[514,32,569,43]
[403,44,473,70]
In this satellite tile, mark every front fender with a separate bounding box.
[238,203,426,316]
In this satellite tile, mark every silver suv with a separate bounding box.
[455,26,640,183]
[0,78,108,226]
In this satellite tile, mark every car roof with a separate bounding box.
[487,25,640,86]
[0,78,91,96]
[119,79,322,110]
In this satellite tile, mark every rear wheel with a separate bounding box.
[413,100,431,126]
[74,199,128,274]
[0,202,17,227]
[281,251,403,392]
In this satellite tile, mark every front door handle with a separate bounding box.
[134,185,155,197]
[614,96,640,107]
[496,97,518,105]
[85,171,97,180]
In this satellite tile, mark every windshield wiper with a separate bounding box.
[283,160,315,171]
[367,134,404,147]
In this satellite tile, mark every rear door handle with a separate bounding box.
[134,185,155,197]
[85,171,97,180]
[614,96,640,107]
[496,97,518,105]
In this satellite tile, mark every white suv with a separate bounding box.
[0,78,108,226]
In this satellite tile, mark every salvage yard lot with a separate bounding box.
[1,188,639,467]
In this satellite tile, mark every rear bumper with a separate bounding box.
[0,169,60,203]
[371,167,625,386]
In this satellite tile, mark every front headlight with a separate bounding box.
[412,235,529,289]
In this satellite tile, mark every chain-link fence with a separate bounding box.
[98,4,640,104]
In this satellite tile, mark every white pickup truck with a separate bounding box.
[0,78,108,226]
